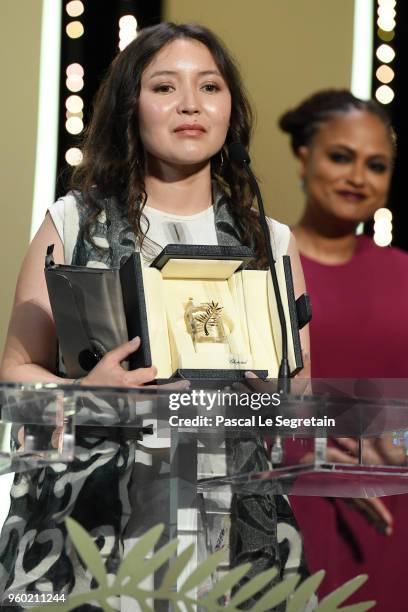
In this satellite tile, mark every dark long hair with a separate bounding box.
[72,22,267,267]
[278,88,396,156]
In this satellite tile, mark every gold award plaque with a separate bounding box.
[185,298,229,347]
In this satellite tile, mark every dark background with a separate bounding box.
[57,0,162,195]
[384,1,407,250]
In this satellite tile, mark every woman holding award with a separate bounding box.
[0,23,310,605]
[279,89,408,610]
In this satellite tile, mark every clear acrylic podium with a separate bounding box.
[1,379,408,602]
[2,379,408,494]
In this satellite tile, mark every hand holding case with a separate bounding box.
[45,244,310,380]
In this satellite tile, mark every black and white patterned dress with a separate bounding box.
[0,192,309,611]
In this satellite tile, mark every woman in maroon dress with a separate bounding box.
[279,89,408,610]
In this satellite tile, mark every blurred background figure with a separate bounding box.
[279,89,408,611]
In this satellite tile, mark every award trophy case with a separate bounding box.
[45,245,306,381]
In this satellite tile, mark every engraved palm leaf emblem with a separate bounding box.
[195,301,223,336]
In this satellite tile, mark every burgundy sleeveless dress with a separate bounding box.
[288,235,408,610]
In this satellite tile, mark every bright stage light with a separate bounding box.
[66,74,84,92]
[65,147,83,166]
[118,14,137,51]
[65,95,84,113]
[375,84,394,104]
[65,116,83,135]
[376,64,395,83]
[374,232,392,247]
[377,16,396,31]
[119,15,137,29]
[374,218,392,232]
[376,44,395,63]
[66,63,84,77]
[374,204,393,247]
[66,1,84,18]
[374,208,393,222]
[377,6,396,19]
[66,21,84,39]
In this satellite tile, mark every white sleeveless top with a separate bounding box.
[48,193,291,265]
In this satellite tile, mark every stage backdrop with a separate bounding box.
[0,0,355,355]
[0,0,43,526]
[0,0,42,359]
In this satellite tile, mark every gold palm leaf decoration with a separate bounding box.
[195,301,223,336]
